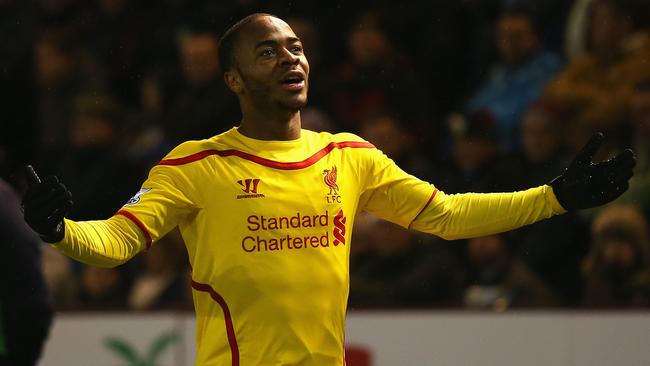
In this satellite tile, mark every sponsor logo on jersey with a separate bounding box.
[323,166,341,203]
[125,188,151,205]
[333,209,346,246]
[237,178,265,199]
[241,210,347,253]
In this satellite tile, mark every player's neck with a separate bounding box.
[238,110,302,141]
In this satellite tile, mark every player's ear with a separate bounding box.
[224,70,244,94]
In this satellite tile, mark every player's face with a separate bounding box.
[230,16,310,111]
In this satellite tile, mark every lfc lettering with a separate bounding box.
[326,195,341,204]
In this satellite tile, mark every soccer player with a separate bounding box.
[21,13,635,366]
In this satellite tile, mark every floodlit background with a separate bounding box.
[1,0,650,365]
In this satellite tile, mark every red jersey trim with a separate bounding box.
[158,141,375,169]
[408,188,439,229]
[191,280,240,366]
[115,210,153,250]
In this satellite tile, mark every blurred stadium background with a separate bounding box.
[1,0,650,364]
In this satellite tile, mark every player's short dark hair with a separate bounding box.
[218,13,278,72]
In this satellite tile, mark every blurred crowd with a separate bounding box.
[1,0,650,312]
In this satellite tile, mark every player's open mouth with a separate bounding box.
[280,73,305,91]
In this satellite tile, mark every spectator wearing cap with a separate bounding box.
[445,109,505,194]
[583,204,650,306]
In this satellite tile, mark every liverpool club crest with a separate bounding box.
[323,165,341,203]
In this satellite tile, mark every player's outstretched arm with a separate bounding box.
[21,166,145,268]
[22,165,72,243]
[549,132,636,211]
[410,133,635,240]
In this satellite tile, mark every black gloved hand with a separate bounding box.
[22,165,73,243]
[550,133,636,211]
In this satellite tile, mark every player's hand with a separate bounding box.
[21,165,73,243]
[549,133,636,211]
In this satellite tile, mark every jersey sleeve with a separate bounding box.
[357,147,437,227]
[409,185,566,240]
[53,143,205,267]
[116,161,203,244]
[356,141,566,239]
[55,215,146,267]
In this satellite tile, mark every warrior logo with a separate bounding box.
[333,209,346,246]
[323,166,339,195]
[238,178,260,194]
[237,178,264,199]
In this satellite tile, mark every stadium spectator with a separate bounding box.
[359,111,435,181]
[119,73,173,178]
[464,102,588,305]
[583,204,650,306]
[444,109,505,193]
[33,27,87,162]
[491,101,571,191]
[78,265,129,309]
[39,93,139,220]
[493,102,590,305]
[81,0,152,106]
[349,217,460,307]
[465,6,562,152]
[129,229,188,310]
[41,245,79,308]
[165,32,241,144]
[411,2,477,124]
[515,213,590,305]
[328,10,433,141]
[544,0,650,153]
[462,233,560,309]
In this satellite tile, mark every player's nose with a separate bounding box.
[278,48,300,66]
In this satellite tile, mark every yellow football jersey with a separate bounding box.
[55,127,565,365]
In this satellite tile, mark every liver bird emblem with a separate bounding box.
[323,165,339,195]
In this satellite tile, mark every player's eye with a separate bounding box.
[260,48,276,57]
[290,45,303,55]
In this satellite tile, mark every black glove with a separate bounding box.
[22,165,73,243]
[550,133,636,211]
